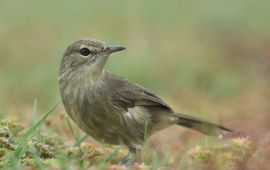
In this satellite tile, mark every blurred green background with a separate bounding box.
[0,0,269,134]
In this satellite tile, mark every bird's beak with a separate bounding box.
[102,45,126,54]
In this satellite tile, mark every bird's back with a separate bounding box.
[101,71,172,111]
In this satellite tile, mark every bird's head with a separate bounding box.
[59,39,125,81]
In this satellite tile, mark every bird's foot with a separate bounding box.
[120,152,134,166]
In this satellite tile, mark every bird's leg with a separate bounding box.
[120,147,141,166]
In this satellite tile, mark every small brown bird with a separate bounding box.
[58,39,232,165]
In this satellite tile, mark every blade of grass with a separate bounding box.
[19,100,61,140]
[57,153,70,170]
[3,144,26,169]
[31,99,37,119]
[31,99,42,138]
[69,117,86,148]
[143,120,149,165]
[98,147,121,169]
[30,146,47,170]
[150,150,160,170]
[73,134,89,147]
[65,117,85,169]
[66,117,82,150]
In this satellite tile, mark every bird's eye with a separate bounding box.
[79,47,91,56]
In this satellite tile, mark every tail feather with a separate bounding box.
[175,112,232,137]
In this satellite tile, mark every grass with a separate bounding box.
[0,101,254,169]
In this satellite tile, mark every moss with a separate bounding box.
[0,118,25,135]
[66,142,102,163]
[188,145,213,162]
[0,137,15,151]
[187,137,253,170]
[0,115,255,169]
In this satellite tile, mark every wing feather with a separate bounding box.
[103,71,172,111]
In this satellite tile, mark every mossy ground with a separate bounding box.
[0,110,255,170]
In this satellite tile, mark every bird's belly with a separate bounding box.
[69,105,138,146]
[60,81,124,144]
[62,85,145,147]
[70,108,145,148]
[68,109,117,144]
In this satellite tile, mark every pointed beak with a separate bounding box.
[102,45,126,54]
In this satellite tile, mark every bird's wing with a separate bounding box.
[103,71,172,111]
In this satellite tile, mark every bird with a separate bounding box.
[58,39,232,166]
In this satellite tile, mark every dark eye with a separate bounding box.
[79,47,91,56]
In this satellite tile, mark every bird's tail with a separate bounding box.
[175,112,232,137]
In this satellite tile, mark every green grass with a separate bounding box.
[0,101,254,170]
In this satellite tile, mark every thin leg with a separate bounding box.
[120,147,140,166]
